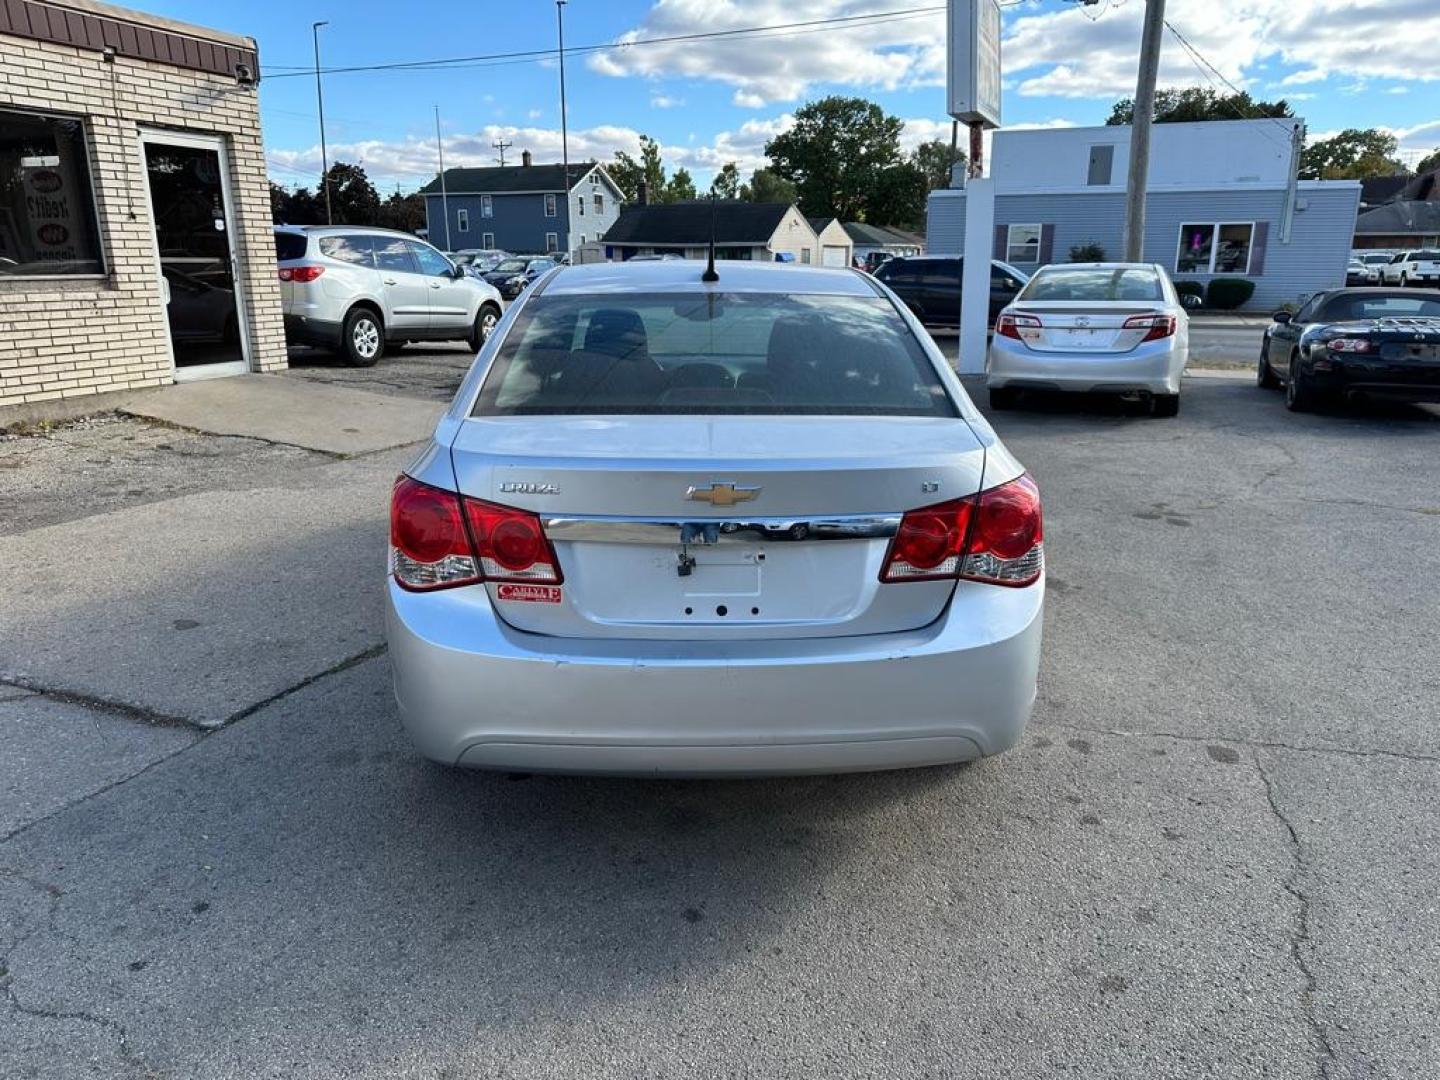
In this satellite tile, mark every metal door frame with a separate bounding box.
[137,128,252,382]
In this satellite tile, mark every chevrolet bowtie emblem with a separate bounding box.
[686,482,760,507]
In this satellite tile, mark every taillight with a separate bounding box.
[1325,337,1371,353]
[389,476,561,591]
[1122,314,1176,342]
[996,312,1042,340]
[881,474,1043,587]
[278,265,324,283]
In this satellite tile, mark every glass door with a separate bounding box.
[141,135,247,377]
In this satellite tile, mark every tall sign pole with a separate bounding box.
[1122,0,1166,261]
[312,21,332,224]
[947,0,1002,376]
[434,106,449,250]
[556,0,571,254]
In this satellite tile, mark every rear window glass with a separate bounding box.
[274,232,307,261]
[1020,267,1164,302]
[472,292,956,417]
[1413,251,1440,260]
[1319,294,1440,321]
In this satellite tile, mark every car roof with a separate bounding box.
[272,225,430,238]
[540,261,880,297]
[1037,262,1161,271]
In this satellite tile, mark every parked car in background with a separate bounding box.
[1378,250,1440,288]
[481,255,559,299]
[987,263,1189,417]
[1257,287,1440,411]
[1346,258,1369,286]
[873,256,1029,326]
[453,248,510,276]
[275,226,503,366]
[1355,251,1394,284]
[385,260,1044,776]
[626,253,685,262]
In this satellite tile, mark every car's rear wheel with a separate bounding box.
[469,303,501,351]
[1257,343,1279,389]
[1285,352,1316,412]
[342,307,383,367]
[989,387,1019,410]
[1152,393,1180,418]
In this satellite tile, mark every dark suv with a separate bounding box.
[874,256,1029,327]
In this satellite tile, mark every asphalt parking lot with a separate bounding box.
[2,353,1438,1079]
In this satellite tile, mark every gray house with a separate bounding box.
[927,120,1360,311]
[420,151,625,255]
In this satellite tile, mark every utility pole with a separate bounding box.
[1280,120,1304,243]
[434,106,450,251]
[312,20,332,225]
[556,0,570,253]
[492,138,513,166]
[1122,0,1165,261]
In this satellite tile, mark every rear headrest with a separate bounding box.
[583,308,649,363]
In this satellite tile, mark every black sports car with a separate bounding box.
[1258,288,1440,411]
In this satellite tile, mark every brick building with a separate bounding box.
[0,0,284,409]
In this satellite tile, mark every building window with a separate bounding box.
[0,108,104,277]
[480,194,493,218]
[578,233,586,245]
[1006,223,1043,265]
[577,196,585,217]
[544,193,556,217]
[1176,222,1254,274]
[481,231,494,248]
[801,248,811,264]
[456,208,469,233]
[593,193,604,214]
[545,232,558,252]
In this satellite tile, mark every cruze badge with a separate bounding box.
[499,481,560,495]
[686,482,760,507]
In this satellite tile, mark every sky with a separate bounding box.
[141,0,1440,193]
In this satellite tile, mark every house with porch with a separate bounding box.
[601,201,818,263]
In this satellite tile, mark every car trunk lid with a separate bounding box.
[448,415,986,640]
[1009,302,1166,353]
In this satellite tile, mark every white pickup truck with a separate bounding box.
[1380,249,1440,288]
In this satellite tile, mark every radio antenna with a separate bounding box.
[702,194,719,282]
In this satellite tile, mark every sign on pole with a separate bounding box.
[947,0,1002,129]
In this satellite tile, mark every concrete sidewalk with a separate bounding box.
[121,373,444,456]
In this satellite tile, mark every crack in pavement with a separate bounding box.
[0,869,139,1074]
[1254,755,1338,1080]
[0,643,388,847]
[1051,722,1440,766]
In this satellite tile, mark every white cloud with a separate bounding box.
[587,1,945,107]
[527,108,544,119]
[1280,69,1327,86]
[650,94,684,109]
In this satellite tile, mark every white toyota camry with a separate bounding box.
[385,260,1044,776]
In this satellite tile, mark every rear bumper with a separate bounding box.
[282,313,343,348]
[986,335,1184,395]
[385,577,1043,776]
[1311,358,1440,401]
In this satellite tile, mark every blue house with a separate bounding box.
[420,150,625,255]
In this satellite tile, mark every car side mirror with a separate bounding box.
[452,264,467,279]
[1271,311,1292,324]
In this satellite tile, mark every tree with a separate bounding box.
[1300,129,1407,180]
[324,161,381,225]
[609,150,642,201]
[764,95,908,221]
[869,161,929,230]
[1107,87,1293,125]
[663,167,696,203]
[910,138,964,193]
[376,188,426,234]
[610,135,667,202]
[710,162,741,199]
[1411,148,1440,175]
[739,168,797,204]
[269,181,322,224]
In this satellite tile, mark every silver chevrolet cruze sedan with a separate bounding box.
[385,261,1044,776]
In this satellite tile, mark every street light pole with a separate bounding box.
[556,0,570,255]
[1122,0,1165,260]
[312,20,332,225]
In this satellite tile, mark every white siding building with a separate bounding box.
[928,120,1360,310]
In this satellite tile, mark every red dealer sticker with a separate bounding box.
[495,584,562,604]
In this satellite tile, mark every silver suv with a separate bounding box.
[275,226,504,366]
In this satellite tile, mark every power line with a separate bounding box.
[261,6,946,78]
[1162,20,1297,142]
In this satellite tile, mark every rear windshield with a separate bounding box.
[472,291,956,417]
[274,232,307,261]
[1319,294,1440,321]
[1020,267,1164,302]
[1413,251,1440,260]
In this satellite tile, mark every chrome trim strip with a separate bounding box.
[542,514,902,545]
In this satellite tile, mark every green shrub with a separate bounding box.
[1205,278,1256,310]
[1068,241,1106,263]
[1173,280,1205,302]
